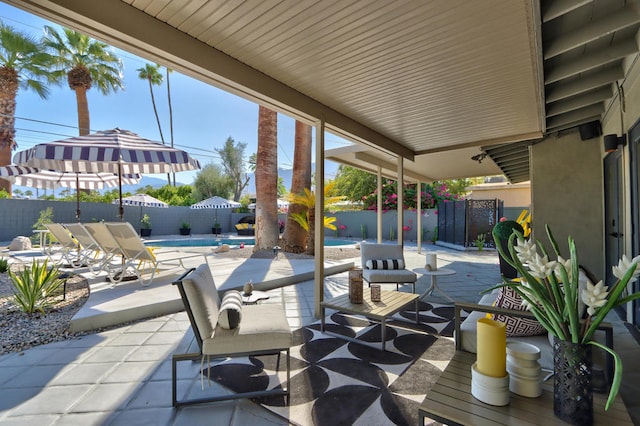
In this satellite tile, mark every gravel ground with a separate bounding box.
[0,246,361,356]
[0,269,90,355]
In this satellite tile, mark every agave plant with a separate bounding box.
[0,257,8,273]
[9,259,64,315]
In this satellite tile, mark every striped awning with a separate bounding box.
[13,128,200,174]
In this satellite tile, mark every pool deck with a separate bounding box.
[4,234,355,332]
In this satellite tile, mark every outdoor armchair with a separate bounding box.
[360,242,417,293]
[171,264,292,407]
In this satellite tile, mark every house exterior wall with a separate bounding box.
[530,132,604,280]
[601,54,640,266]
[466,182,531,207]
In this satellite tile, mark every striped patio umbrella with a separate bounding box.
[0,165,140,220]
[115,194,168,208]
[190,196,241,209]
[13,128,200,220]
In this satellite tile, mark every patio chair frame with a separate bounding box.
[171,267,291,407]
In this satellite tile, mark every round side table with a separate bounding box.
[412,267,456,302]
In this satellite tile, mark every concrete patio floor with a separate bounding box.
[0,242,639,425]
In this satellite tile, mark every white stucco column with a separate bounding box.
[397,156,404,246]
[314,119,325,318]
[417,180,422,253]
[377,165,382,243]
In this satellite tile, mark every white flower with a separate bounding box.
[612,254,640,281]
[581,280,609,316]
[518,280,535,310]
[514,238,537,264]
[527,253,557,279]
[555,256,573,282]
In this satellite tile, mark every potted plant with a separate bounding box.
[180,222,191,236]
[140,214,152,237]
[492,218,524,278]
[490,226,640,421]
[212,221,222,235]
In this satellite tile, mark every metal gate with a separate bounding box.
[437,199,501,248]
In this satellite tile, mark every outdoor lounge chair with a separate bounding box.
[64,223,120,275]
[360,242,417,293]
[105,222,207,286]
[44,223,88,268]
[172,264,292,407]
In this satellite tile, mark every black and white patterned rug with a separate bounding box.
[204,301,464,425]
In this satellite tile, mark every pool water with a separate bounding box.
[145,238,354,247]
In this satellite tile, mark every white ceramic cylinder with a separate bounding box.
[506,342,542,398]
[470,362,510,406]
[426,253,437,271]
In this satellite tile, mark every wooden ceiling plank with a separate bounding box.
[542,0,593,23]
[546,85,613,117]
[545,39,637,83]
[546,104,604,128]
[546,65,624,102]
[544,4,640,59]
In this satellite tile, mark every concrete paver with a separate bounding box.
[0,242,638,425]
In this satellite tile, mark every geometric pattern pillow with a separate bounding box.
[365,259,405,270]
[218,290,243,329]
[492,286,546,337]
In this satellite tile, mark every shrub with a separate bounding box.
[0,257,8,273]
[9,259,64,315]
[141,214,152,229]
[492,220,524,240]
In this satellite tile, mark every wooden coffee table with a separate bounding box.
[320,290,419,351]
[418,351,633,425]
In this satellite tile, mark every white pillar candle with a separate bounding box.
[426,253,437,271]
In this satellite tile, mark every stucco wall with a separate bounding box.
[467,182,531,207]
[530,132,604,280]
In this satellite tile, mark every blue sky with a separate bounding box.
[0,3,348,186]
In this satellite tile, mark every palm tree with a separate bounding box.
[0,23,53,194]
[166,67,176,186]
[282,121,312,253]
[137,63,165,143]
[138,63,171,185]
[255,105,279,251]
[43,26,123,136]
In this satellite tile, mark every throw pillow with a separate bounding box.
[218,290,243,329]
[492,286,546,337]
[365,259,405,270]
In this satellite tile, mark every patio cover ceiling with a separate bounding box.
[6,1,638,183]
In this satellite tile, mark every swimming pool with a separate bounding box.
[145,238,355,247]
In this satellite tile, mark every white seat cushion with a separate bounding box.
[203,304,293,356]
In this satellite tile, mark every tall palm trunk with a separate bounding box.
[282,121,312,253]
[0,66,17,194]
[147,77,169,185]
[255,106,279,251]
[167,68,175,186]
[74,87,90,136]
